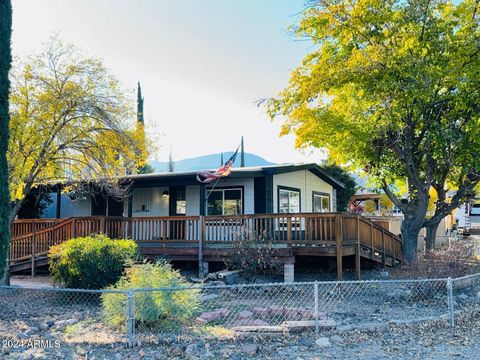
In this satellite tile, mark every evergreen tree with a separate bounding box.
[0,0,12,284]
[168,147,174,172]
[321,163,357,212]
[240,136,245,167]
[137,82,144,124]
[220,152,224,166]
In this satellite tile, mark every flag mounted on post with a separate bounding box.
[196,146,239,184]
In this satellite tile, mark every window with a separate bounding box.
[207,188,242,215]
[176,190,186,215]
[313,192,330,212]
[278,187,300,213]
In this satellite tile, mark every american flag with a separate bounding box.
[196,147,239,184]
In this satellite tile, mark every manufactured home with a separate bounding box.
[41,163,343,219]
[11,163,403,281]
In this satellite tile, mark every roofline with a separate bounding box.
[46,163,345,190]
[119,163,344,189]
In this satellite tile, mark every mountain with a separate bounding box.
[149,152,276,172]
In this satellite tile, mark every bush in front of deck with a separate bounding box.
[101,261,200,328]
[225,229,282,282]
[49,235,138,289]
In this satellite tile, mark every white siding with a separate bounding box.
[186,185,200,216]
[131,187,169,217]
[273,170,334,213]
[41,193,91,218]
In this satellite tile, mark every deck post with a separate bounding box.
[198,215,205,278]
[100,217,106,235]
[355,216,361,280]
[335,215,343,281]
[287,217,292,246]
[381,229,386,268]
[31,231,36,277]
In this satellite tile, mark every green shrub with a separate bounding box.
[49,235,138,289]
[101,261,200,328]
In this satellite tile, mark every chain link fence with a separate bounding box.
[1,274,480,349]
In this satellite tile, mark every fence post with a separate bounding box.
[126,289,135,349]
[447,277,455,328]
[314,281,319,335]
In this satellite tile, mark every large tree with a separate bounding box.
[0,0,12,284]
[321,163,357,212]
[267,0,480,261]
[9,38,146,223]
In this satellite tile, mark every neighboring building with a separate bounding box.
[41,163,344,219]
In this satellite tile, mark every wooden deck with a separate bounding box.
[9,213,403,280]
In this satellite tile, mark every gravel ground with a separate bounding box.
[2,311,480,359]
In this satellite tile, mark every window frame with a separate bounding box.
[277,186,301,214]
[206,186,244,216]
[312,191,331,213]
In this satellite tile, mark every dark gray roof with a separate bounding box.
[121,163,345,189]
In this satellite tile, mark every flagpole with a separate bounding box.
[197,142,241,279]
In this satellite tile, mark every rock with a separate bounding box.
[17,332,29,339]
[218,308,230,317]
[200,294,219,301]
[252,307,269,317]
[114,353,123,360]
[282,319,336,333]
[240,343,258,355]
[477,291,480,299]
[206,272,218,280]
[184,344,197,356]
[268,305,285,316]
[315,337,331,348]
[298,337,314,347]
[458,293,468,301]
[39,323,50,331]
[65,318,78,325]
[232,319,270,327]
[238,310,253,319]
[169,344,185,356]
[355,322,388,331]
[380,271,389,277]
[232,325,284,333]
[217,270,241,285]
[330,335,344,344]
[184,343,205,357]
[138,349,145,358]
[46,320,55,327]
[24,327,39,336]
[196,309,227,323]
[297,309,320,319]
[55,320,67,330]
[190,277,205,283]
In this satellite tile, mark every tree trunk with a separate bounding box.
[401,216,424,263]
[425,219,441,252]
[0,0,12,286]
[9,199,23,226]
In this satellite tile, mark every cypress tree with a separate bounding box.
[0,0,12,284]
[240,136,245,167]
[220,152,224,166]
[137,81,144,124]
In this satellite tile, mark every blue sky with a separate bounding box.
[12,0,326,164]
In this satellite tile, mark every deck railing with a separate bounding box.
[10,213,403,272]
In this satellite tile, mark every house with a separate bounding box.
[11,163,403,282]
[41,163,343,219]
